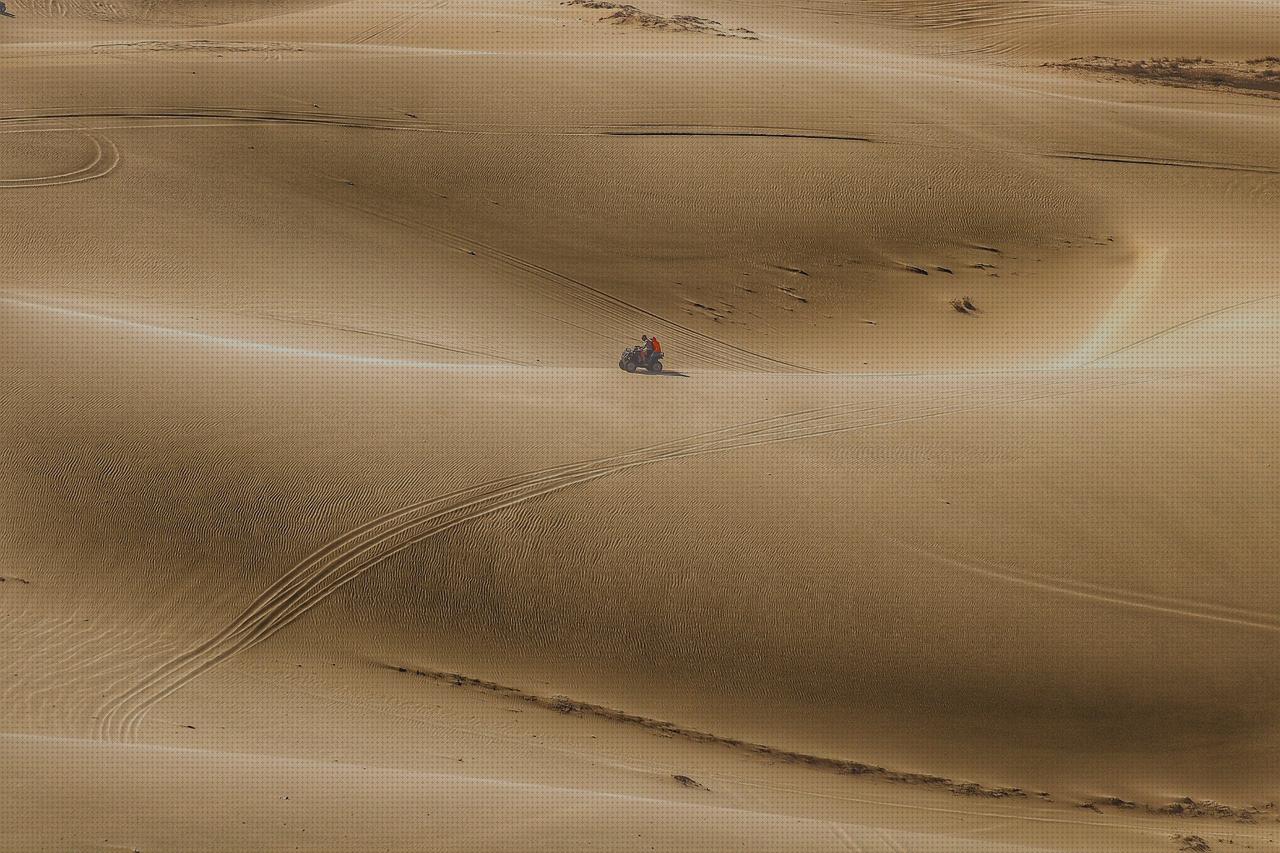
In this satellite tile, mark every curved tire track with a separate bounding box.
[7,110,1273,178]
[0,110,823,372]
[97,373,1148,741]
[0,134,119,188]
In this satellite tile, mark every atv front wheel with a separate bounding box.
[623,360,638,373]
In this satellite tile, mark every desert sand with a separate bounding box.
[3,0,1280,850]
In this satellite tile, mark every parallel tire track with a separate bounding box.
[97,373,1148,740]
[893,540,1280,633]
[321,197,816,374]
[0,111,822,373]
[343,0,448,45]
[5,110,1275,180]
[0,134,119,188]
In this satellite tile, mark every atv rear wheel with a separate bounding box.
[647,359,664,373]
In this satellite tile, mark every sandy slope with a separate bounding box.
[4,0,1280,849]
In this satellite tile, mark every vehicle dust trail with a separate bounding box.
[0,134,119,188]
[97,372,1154,742]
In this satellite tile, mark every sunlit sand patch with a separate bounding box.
[0,296,528,370]
[1060,247,1166,368]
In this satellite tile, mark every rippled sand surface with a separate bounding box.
[4,0,1280,849]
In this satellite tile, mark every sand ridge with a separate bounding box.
[5,0,1280,849]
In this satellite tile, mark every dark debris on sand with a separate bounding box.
[672,774,709,790]
[384,663,1280,820]
[562,0,757,38]
[1174,834,1212,852]
[1047,56,1280,99]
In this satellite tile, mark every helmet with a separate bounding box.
[642,335,649,342]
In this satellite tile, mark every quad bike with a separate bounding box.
[619,346,664,373]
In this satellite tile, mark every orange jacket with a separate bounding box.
[649,337,662,354]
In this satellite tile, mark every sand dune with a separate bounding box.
[4,0,1280,849]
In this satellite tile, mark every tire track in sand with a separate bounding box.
[98,373,1149,741]
[0,108,424,133]
[890,540,1280,633]
[0,134,119,188]
[1088,291,1280,365]
[344,0,447,45]
[0,110,823,373]
[7,110,1276,178]
[320,196,819,373]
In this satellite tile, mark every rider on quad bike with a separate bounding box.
[619,335,665,373]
